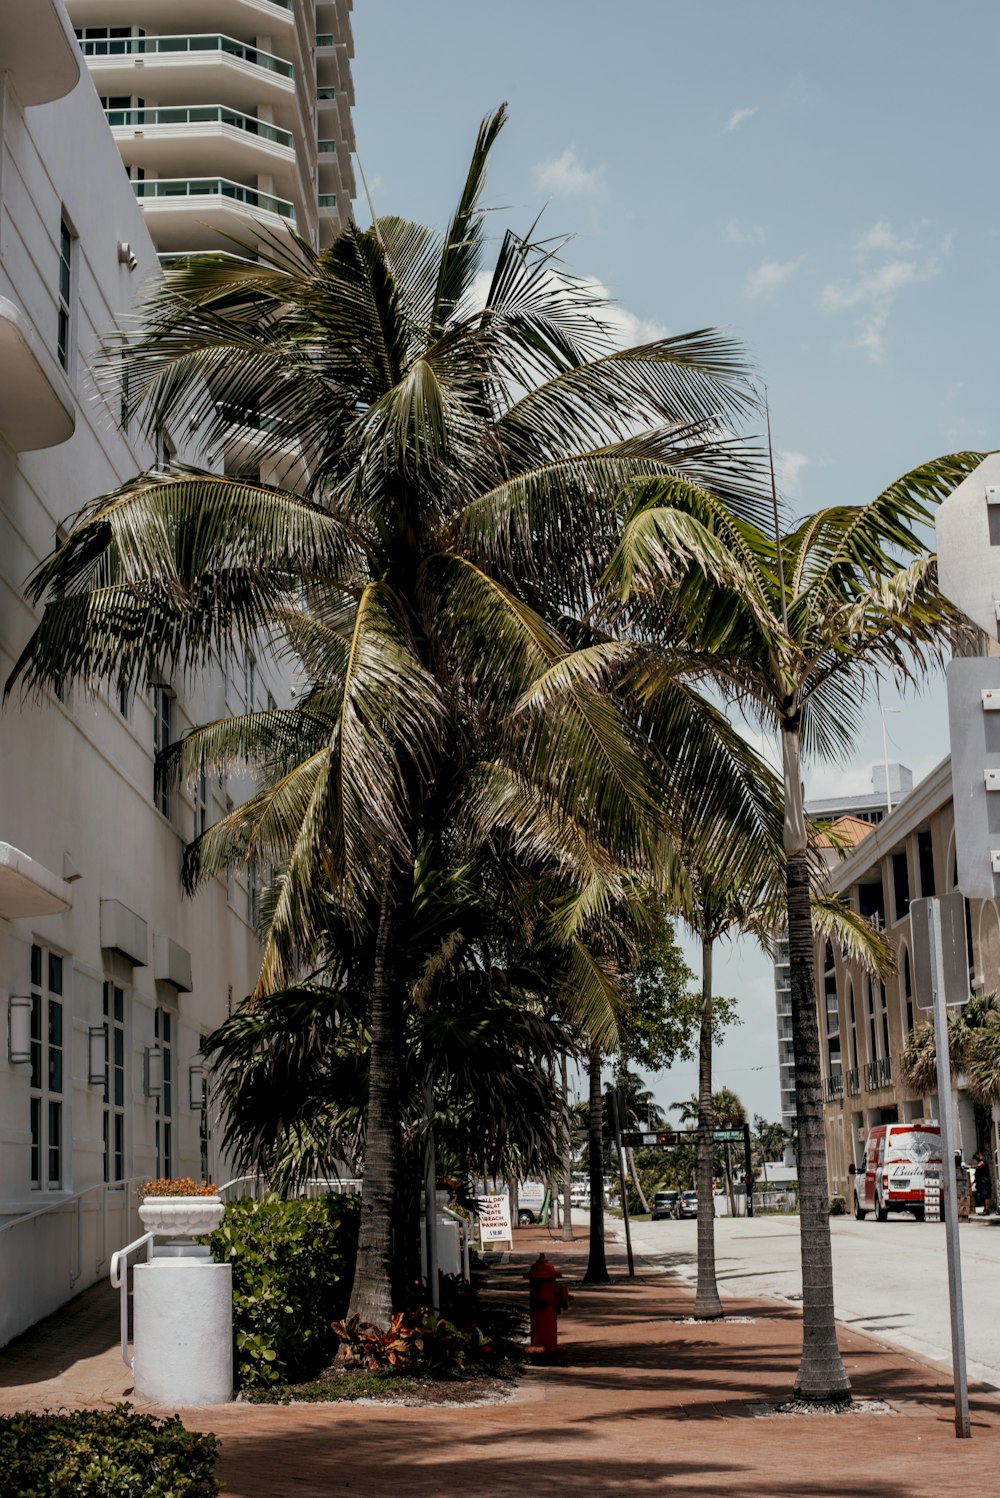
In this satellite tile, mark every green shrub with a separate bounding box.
[202,1192,359,1391]
[0,1404,219,1496]
[828,1194,847,1216]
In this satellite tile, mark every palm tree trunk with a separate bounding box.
[626,1147,649,1213]
[694,932,723,1318]
[347,855,414,1326]
[783,721,851,1401]
[584,1043,610,1282]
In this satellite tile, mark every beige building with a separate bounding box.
[816,757,1000,1200]
[65,0,356,257]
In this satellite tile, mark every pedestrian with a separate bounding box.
[972,1152,993,1216]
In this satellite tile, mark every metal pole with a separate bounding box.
[929,898,971,1438]
[561,1053,574,1241]
[609,1088,635,1276]
[423,1080,439,1315]
[743,1123,754,1220]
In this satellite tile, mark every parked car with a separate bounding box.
[850,1122,942,1221]
[650,1190,680,1221]
[673,1190,698,1219]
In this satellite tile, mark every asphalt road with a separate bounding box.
[619,1212,1000,1390]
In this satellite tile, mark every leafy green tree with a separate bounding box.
[8,106,776,1325]
[607,446,986,1399]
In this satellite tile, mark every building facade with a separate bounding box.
[65,0,356,257]
[815,757,1000,1199]
[774,762,912,1139]
[0,0,294,1345]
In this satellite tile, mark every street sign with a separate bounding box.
[946,656,1000,899]
[936,453,1000,641]
[910,894,969,1009]
[713,1129,744,1142]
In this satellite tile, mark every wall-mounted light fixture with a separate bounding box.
[88,1025,107,1086]
[144,1044,162,1098]
[117,240,138,272]
[8,996,32,1064]
[189,1062,205,1110]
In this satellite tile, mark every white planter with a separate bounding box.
[138,1195,224,1238]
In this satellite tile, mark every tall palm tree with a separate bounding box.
[6,106,775,1326]
[604,448,987,1398]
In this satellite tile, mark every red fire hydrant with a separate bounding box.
[525,1254,570,1360]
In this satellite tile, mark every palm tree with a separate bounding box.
[605,447,987,1398]
[6,106,775,1326]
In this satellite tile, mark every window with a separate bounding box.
[103,982,126,1182]
[903,948,914,1039]
[858,879,886,929]
[246,860,259,928]
[917,830,936,898]
[892,851,910,921]
[153,686,173,816]
[57,216,74,370]
[194,757,209,837]
[29,944,64,1188]
[154,1007,173,1179]
[197,1039,210,1181]
[155,427,174,471]
[245,653,256,711]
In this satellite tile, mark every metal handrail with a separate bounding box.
[110,1232,155,1370]
[132,178,296,220]
[106,105,293,149]
[0,1177,142,1277]
[79,34,294,80]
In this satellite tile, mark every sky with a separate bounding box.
[351,1,1000,1122]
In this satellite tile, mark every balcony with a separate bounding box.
[0,298,75,451]
[107,105,296,186]
[69,0,293,30]
[0,843,72,919]
[824,1069,844,1102]
[132,178,295,254]
[863,1056,893,1091]
[318,195,338,211]
[845,1067,860,1097]
[0,0,80,104]
[79,34,296,115]
[318,139,338,154]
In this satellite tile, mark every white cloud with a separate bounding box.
[745,257,801,298]
[724,105,759,133]
[776,449,809,496]
[533,147,602,197]
[819,220,946,362]
[726,221,765,246]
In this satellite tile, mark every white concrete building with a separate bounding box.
[65,0,356,257]
[0,0,284,1346]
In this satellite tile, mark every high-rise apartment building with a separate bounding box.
[774,762,913,1145]
[65,0,356,259]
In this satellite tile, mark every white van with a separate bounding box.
[850,1122,942,1221]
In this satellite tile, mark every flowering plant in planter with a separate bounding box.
[137,1176,218,1200]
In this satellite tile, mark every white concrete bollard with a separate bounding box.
[132,1257,233,1405]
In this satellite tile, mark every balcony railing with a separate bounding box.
[845,1066,860,1097]
[863,1055,892,1091]
[824,1069,844,1101]
[107,106,293,149]
[80,34,294,79]
[133,178,295,220]
[317,139,337,154]
[318,194,337,210]
[317,87,337,100]
[316,34,335,47]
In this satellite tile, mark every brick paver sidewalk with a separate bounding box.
[1,1226,997,1495]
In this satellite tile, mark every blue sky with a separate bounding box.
[352,1,1000,1121]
